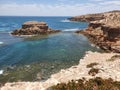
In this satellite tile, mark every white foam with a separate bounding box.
[91,44,100,49]
[61,19,71,22]
[0,42,3,45]
[96,46,100,49]
[91,44,95,47]
[63,28,79,31]
[0,70,4,75]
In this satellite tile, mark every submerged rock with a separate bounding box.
[11,21,61,35]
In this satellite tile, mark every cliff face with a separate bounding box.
[11,21,60,35]
[69,10,120,22]
[75,10,120,52]
[69,14,105,22]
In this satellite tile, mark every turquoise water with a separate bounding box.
[0,16,100,69]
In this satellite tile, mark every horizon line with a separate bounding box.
[0,15,72,17]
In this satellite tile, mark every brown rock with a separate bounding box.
[69,10,120,22]
[75,10,120,53]
[11,21,60,35]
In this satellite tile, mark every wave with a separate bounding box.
[0,24,8,27]
[63,28,79,31]
[0,70,4,74]
[91,44,100,49]
[0,30,10,33]
[61,19,71,22]
[91,44,95,47]
[61,20,81,23]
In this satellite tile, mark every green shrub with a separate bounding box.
[88,68,99,76]
[50,77,120,90]
[86,62,98,68]
[107,55,120,61]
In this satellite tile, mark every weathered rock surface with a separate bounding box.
[75,10,120,53]
[69,14,104,22]
[11,21,60,35]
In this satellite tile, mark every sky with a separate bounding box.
[0,0,120,16]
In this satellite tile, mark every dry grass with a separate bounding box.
[107,55,120,61]
[86,62,98,68]
[88,68,99,76]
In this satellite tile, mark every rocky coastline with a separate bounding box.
[11,21,61,36]
[73,10,120,53]
[1,51,120,90]
[1,11,120,90]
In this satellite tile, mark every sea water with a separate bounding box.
[0,16,100,78]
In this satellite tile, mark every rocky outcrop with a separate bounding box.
[69,10,120,22]
[69,14,105,22]
[75,10,120,53]
[11,21,60,35]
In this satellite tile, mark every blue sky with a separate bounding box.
[0,0,89,4]
[0,0,120,16]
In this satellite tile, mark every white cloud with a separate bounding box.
[89,0,105,2]
[0,3,119,16]
[100,1,120,5]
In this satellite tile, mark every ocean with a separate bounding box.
[0,16,101,81]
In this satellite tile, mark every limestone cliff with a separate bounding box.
[69,10,120,22]
[75,10,120,52]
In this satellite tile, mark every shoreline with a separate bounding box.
[1,51,120,90]
[73,10,120,53]
[0,10,120,89]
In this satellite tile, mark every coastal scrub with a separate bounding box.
[51,77,120,90]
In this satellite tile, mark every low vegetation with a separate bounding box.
[50,77,120,90]
[86,62,98,68]
[88,68,99,76]
[107,55,120,61]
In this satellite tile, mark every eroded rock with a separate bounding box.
[11,21,61,35]
[75,10,120,53]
